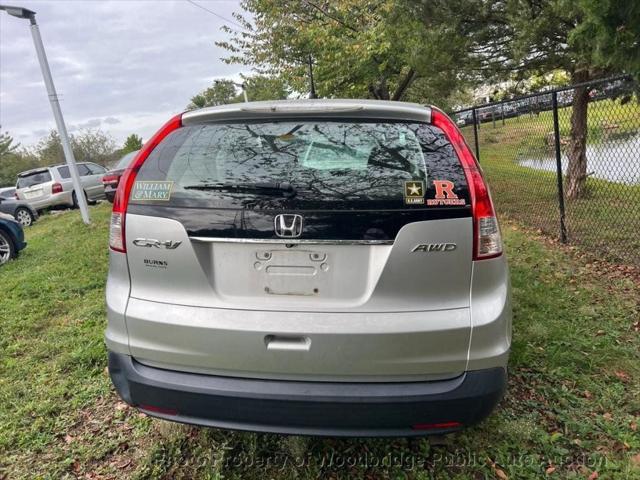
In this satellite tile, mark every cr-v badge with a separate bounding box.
[133,238,182,249]
[412,243,457,252]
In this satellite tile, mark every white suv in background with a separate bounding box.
[15,162,107,211]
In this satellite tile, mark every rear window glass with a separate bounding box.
[134,121,469,210]
[17,171,52,189]
[115,151,138,170]
[57,166,70,179]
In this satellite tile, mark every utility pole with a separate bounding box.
[1,4,90,223]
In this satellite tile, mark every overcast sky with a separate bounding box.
[0,0,250,147]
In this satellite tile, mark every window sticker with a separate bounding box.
[404,180,425,205]
[426,180,465,206]
[131,181,174,201]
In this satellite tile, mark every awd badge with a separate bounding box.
[404,180,424,205]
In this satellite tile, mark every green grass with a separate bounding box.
[460,98,640,266]
[1,204,639,479]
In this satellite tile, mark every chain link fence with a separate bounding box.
[452,76,640,266]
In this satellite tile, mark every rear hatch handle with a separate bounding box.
[264,335,311,352]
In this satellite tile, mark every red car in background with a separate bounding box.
[103,150,139,203]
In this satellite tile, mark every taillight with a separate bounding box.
[110,114,183,252]
[102,174,120,187]
[51,182,63,194]
[431,108,502,260]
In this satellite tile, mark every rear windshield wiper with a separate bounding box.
[183,182,297,197]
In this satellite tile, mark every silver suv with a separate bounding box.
[15,162,107,210]
[106,100,511,436]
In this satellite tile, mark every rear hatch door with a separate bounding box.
[16,169,52,201]
[124,116,474,379]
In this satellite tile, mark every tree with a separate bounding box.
[122,134,143,154]
[574,0,640,80]
[411,0,637,198]
[0,130,19,157]
[240,74,289,101]
[0,129,38,187]
[500,0,637,198]
[72,129,118,165]
[187,80,239,109]
[28,129,117,167]
[216,0,468,102]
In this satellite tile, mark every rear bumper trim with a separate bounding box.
[108,352,506,437]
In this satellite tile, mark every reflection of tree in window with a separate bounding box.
[140,121,465,205]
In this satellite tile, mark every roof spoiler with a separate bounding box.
[182,100,432,125]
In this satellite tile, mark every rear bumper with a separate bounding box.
[108,351,506,437]
[27,191,72,210]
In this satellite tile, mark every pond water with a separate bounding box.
[519,134,640,184]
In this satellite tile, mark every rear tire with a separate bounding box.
[14,207,34,227]
[72,190,88,209]
[0,230,15,265]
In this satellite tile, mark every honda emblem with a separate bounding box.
[274,214,303,238]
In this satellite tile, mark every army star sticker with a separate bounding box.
[408,183,422,196]
[404,180,425,205]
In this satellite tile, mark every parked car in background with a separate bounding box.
[455,111,473,127]
[0,187,16,199]
[0,213,26,265]
[0,195,38,227]
[106,100,511,436]
[476,104,519,123]
[103,150,139,203]
[15,162,108,211]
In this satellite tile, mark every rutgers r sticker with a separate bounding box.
[426,180,465,206]
[404,180,425,205]
[132,181,173,201]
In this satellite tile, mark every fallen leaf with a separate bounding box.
[630,453,640,468]
[495,468,508,480]
[115,459,132,469]
[588,471,599,480]
[546,466,556,474]
[630,421,637,431]
[603,413,613,421]
[614,371,630,382]
[64,434,74,444]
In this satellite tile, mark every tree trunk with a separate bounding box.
[565,73,590,199]
[391,68,416,101]
[368,78,390,100]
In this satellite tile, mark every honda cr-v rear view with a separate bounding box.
[106,99,511,436]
